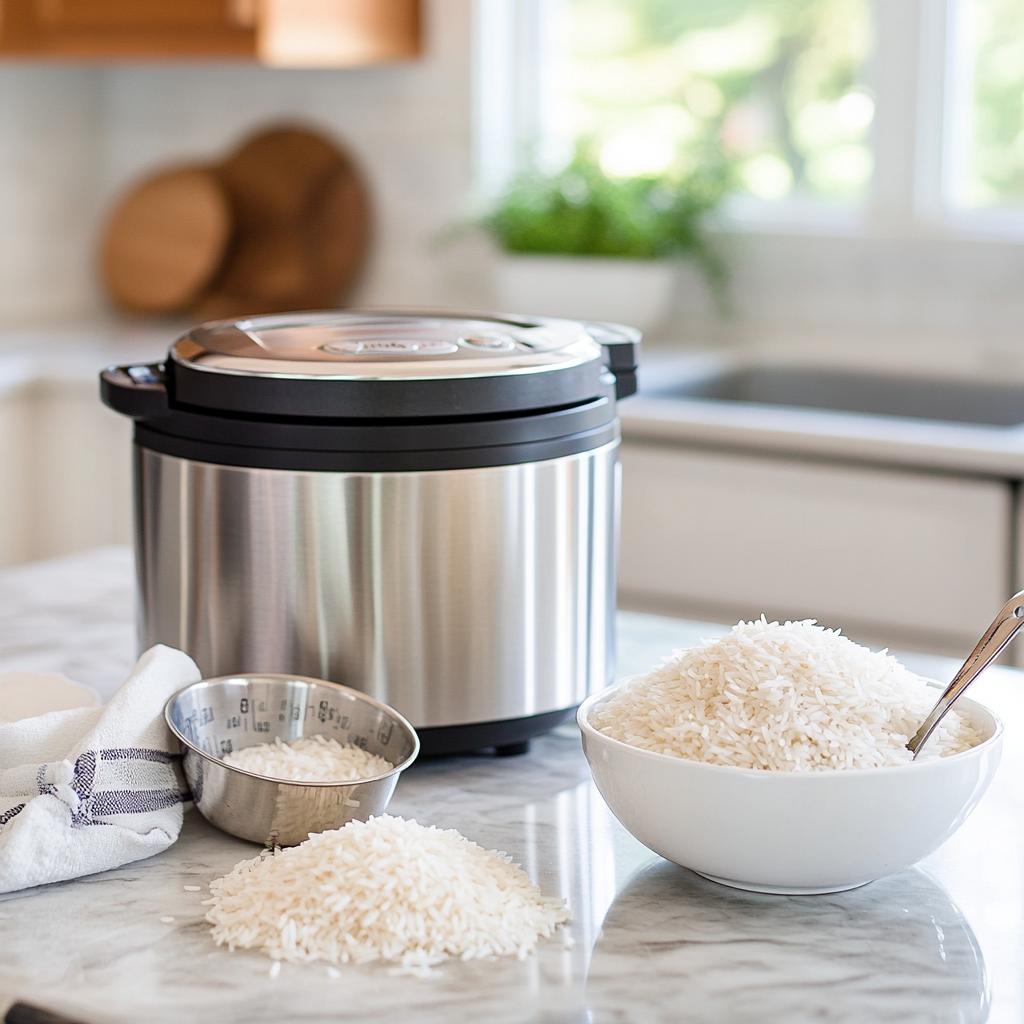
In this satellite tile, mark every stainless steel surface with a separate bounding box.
[165,674,419,846]
[909,590,1024,756]
[139,442,619,729]
[648,364,1024,427]
[175,311,600,380]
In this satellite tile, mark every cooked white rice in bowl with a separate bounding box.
[589,617,983,771]
[578,616,1004,893]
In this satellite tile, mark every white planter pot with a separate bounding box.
[493,254,676,335]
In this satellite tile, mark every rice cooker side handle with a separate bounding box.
[99,363,170,419]
[584,322,640,400]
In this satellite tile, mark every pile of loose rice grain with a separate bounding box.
[224,734,393,782]
[590,617,981,771]
[205,814,569,971]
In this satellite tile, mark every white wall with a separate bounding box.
[0,0,481,330]
[0,67,104,324]
[662,230,1024,367]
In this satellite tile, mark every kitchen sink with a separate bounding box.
[645,365,1024,428]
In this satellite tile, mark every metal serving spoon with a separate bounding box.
[908,589,1024,758]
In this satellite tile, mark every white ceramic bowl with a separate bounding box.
[578,684,1003,894]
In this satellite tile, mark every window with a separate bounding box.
[474,0,1024,238]
[956,0,1024,208]
[548,0,873,203]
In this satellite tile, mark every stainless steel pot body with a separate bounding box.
[136,441,619,729]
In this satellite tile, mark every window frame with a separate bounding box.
[472,0,1024,245]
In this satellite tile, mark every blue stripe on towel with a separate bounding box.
[0,804,24,827]
[90,789,186,816]
[99,749,179,764]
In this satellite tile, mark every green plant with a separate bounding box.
[481,150,734,307]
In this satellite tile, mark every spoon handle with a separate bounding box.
[909,590,1024,757]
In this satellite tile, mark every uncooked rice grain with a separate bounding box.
[590,617,983,771]
[223,734,393,782]
[205,814,569,970]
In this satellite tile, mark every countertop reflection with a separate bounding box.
[0,549,1021,1023]
[588,862,987,1024]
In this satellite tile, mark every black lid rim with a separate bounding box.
[167,355,614,419]
[136,393,616,450]
[135,423,621,473]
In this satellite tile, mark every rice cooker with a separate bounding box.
[100,310,638,755]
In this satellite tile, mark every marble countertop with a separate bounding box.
[0,548,1022,1024]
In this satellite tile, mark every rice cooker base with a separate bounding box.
[416,707,577,757]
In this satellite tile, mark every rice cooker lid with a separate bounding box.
[168,310,634,418]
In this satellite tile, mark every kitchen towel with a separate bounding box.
[0,645,201,894]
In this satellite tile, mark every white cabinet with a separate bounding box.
[0,384,34,567]
[619,442,1012,656]
[0,375,133,567]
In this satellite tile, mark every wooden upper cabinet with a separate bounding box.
[0,0,421,65]
[0,0,257,57]
[258,0,420,67]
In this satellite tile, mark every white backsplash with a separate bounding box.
[0,67,105,324]
[0,0,484,329]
